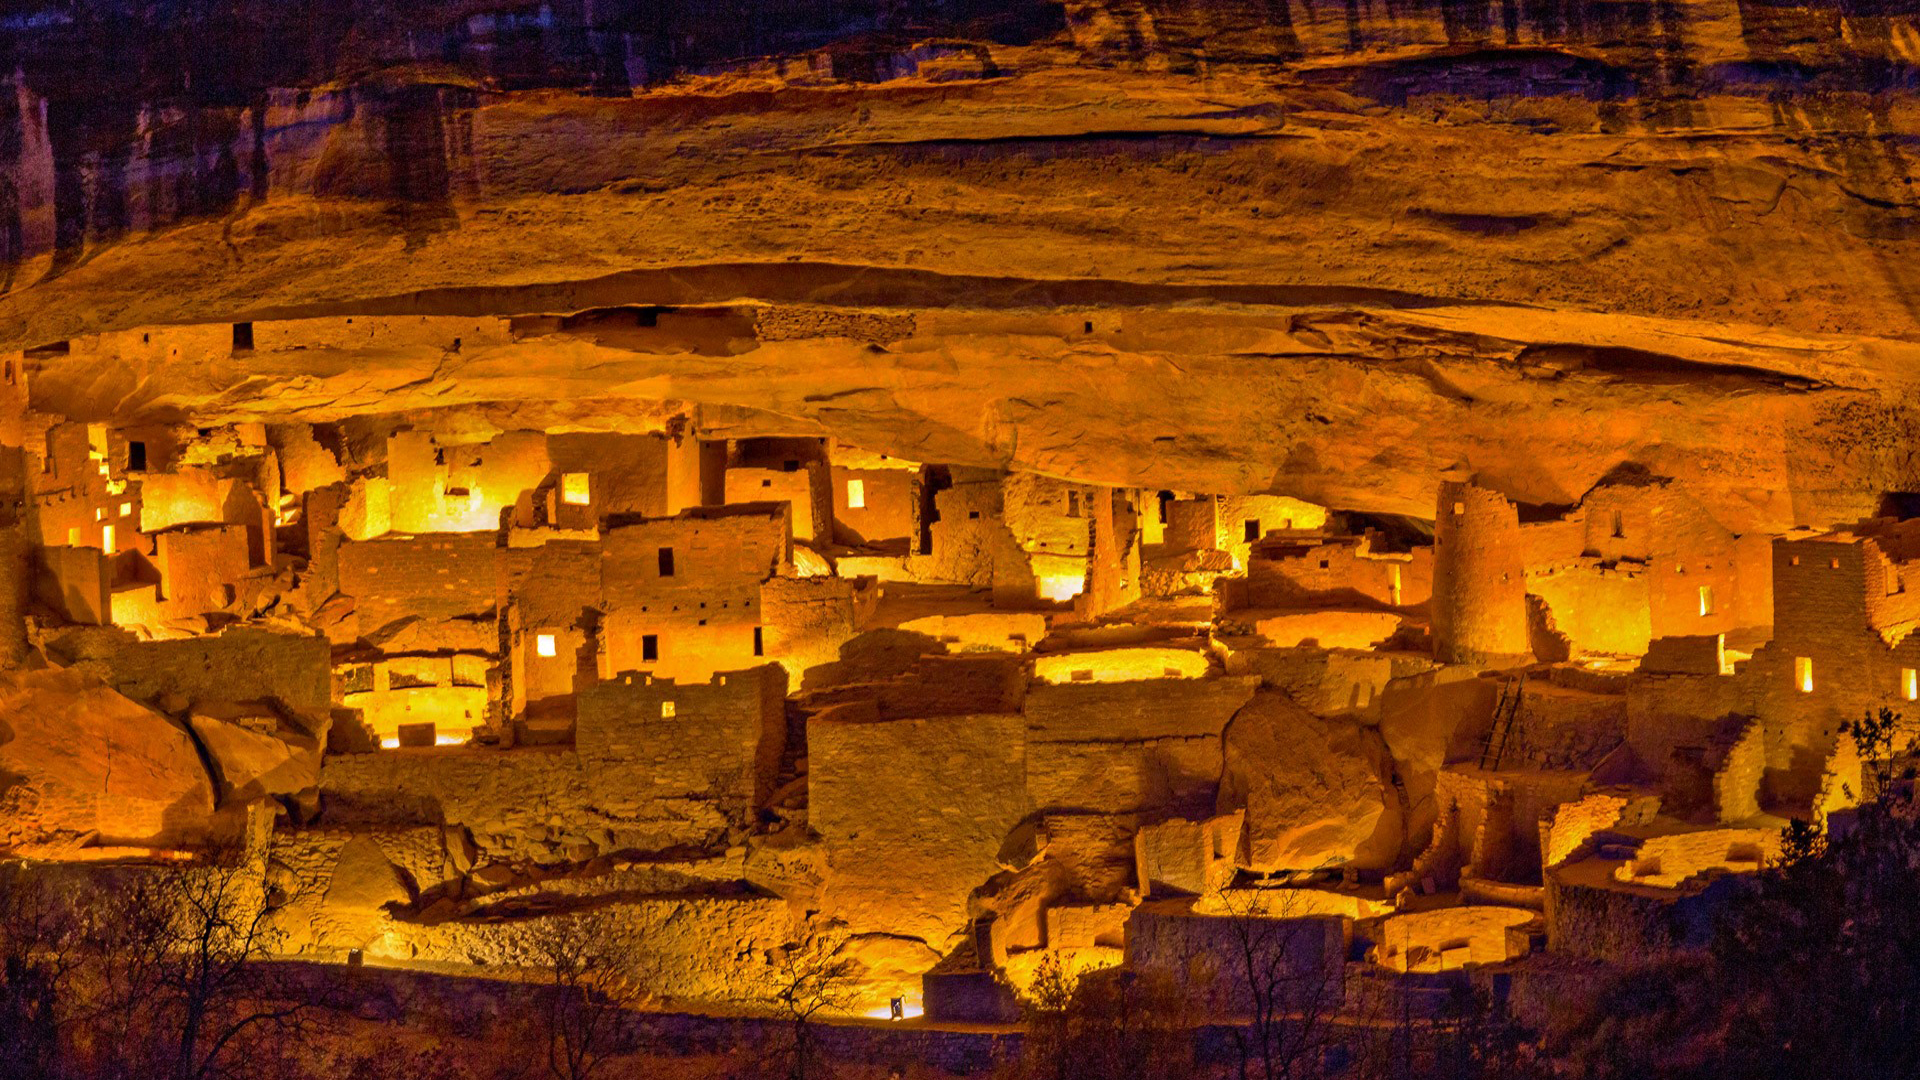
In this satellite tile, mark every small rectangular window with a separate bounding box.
[535,633,557,658]
[1244,519,1261,543]
[1904,668,1917,702]
[661,700,676,718]
[657,547,675,577]
[642,634,658,662]
[1796,656,1814,694]
[753,626,764,657]
[1698,585,1714,617]
[94,507,103,522]
[1610,510,1624,538]
[1066,491,1081,517]
[66,527,78,546]
[847,478,865,509]
[101,525,114,553]
[127,441,147,471]
[561,473,590,506]
[232,322,254,352]
[118,502,131,516]
[1453,502,1465,516]
[1890,565,1903,596]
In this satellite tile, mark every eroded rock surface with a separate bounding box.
[3,3,1920,526]
[0,667,216,847]
[1217,689,1398,872]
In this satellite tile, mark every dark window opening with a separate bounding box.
[232,322,254,352]
[1083,320,1093,333]
[968,510,981,520]
[783,459,799,472]
[657,546,675,577]
[1244,519,1261,543]
[1066,491,1081,517]
[127,441,147,471]
[642,634,659,662]
[753,626,764,656]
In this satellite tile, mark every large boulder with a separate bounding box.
[1217,690,1397,872]
[324,835,411,913]
[0,667,216,848]
[186,702,322,807]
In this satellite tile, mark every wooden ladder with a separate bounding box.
[1480,673,1526,771]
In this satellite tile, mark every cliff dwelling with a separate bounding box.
[3,3,1920,1079]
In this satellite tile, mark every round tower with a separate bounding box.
[1431,480,1531,665]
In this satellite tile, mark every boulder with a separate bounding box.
[1376,669,1500,862]
[187,705,321,806]
[0,667,216,848]
[1217,690,1396,872]
[325,835,411,912]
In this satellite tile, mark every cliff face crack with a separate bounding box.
[234,263,1517,328]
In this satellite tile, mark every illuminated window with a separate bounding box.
[1796,656,1814,694]
[846,479,865,509]
[1831,558,1841,569]
[1790,555,1800,566]
[1698,585,1714,617]
[561,472,590,505]
[94,507,103,522]
[1389,564,1403,606]
[101,525,114,553]
[660,700,676,718]
[1905,668,1917,702]
[642,634,658,662]
[1453,502,1465,516]
[118,502,131,516]
[65,527,78,546]
[535,633,557,658]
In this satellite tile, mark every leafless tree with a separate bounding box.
[1012,951,1199,1080]
[73,842,319,1080]
[1207,887,1347,1080]
[760,933,858,1080]
[521,908,644,1080]
[0,864,87,1080]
